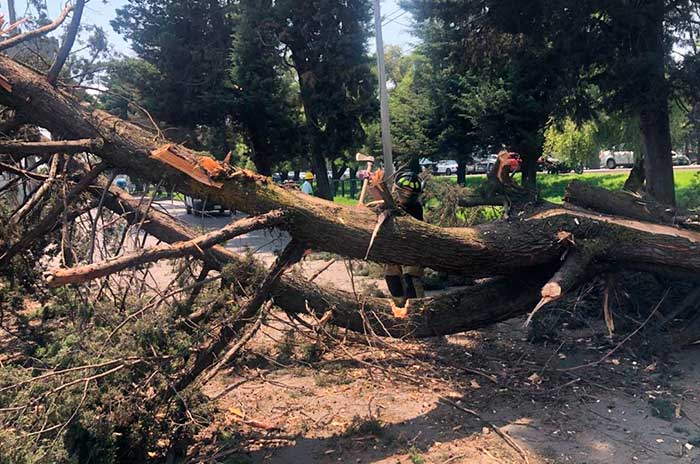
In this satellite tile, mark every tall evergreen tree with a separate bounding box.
[275,0,378,199]
[230,0,302,175]
[112,0,234,132]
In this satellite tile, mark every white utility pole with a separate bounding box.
[372,0,394,178]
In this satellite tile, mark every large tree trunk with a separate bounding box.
[311,143,332,200]
[2,54,700,337]
[638,0,675,206]
[456,159,466,185]
[519,152,538,190]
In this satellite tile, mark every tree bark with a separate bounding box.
[457,159,466,185]
[311,144,332,200]
[46,0,86,86]
[565,180,676,225]
[520,153,538,190]
[638,0,675,206]
[0,138,103,155]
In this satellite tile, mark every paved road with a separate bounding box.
[154,200,290,262]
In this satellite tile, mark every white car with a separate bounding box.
[599,149,634,169]
[434,160,458,176]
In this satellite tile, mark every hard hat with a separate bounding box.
[304,172,314,180]
[394,171,423,198]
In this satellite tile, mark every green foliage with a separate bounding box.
[678,171,700,212]
[408,447,426,464]
[342,415,385,437]
[389,54,441,164]
[544,119,598,167]
[649,398,676,421]
[112,0,234,128]
[229,0,303,175]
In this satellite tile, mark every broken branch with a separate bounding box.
[46,0,85,85]
[0,4,74,52]
[45,209,287,286]
[0,138,103,155]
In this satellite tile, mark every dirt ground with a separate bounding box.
[141,203,699,464]
[9,201,698,463]
[188,253,700,464]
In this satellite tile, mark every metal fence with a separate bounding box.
[329,179,360,199]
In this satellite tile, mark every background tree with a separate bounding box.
[275,0,378,199]
[112,0,234,153]
[229,0,303,175]
[405,0,593,190]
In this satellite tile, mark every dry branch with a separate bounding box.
[162,240,306,403]
[0,4,74,52]
[0,162,105,266]
[44,209,287,286]
[0,138,102,155]
[525,248,592,325]
[10,152,59,225]
[46,0,85,85]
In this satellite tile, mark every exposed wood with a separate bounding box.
[0,138,103,155]
[46,0,85,86]
[45,210,287,287]
[0,4,74,52]
[525,248,592,326]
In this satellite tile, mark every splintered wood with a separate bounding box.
[150,143,224,188]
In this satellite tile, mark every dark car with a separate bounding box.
[184,195,231,216]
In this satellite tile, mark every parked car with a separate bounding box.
[540,156,580,174]
[419,158,436,173]
[184,195,231,216]
[599,148,634,169]
[434,160,458,175]
[672,152,691,166]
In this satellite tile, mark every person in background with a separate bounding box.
[301,171,314,195]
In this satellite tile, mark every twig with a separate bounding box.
[308,258,336,282]
[560,288,669,372]
[438,397,530,464]
[199,301,271,386]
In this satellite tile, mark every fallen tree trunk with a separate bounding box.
[95,182,546,337]
[0,56,698,282]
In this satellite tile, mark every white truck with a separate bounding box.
[599,149,634,169]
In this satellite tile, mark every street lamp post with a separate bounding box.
[372,0,394,178]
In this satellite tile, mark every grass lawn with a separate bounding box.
[459,169,700,208]
[335,169,700,210]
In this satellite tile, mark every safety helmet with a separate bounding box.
[394,171,423,199]
[304,172,314,180]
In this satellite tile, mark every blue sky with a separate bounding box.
[10,0,415,55]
